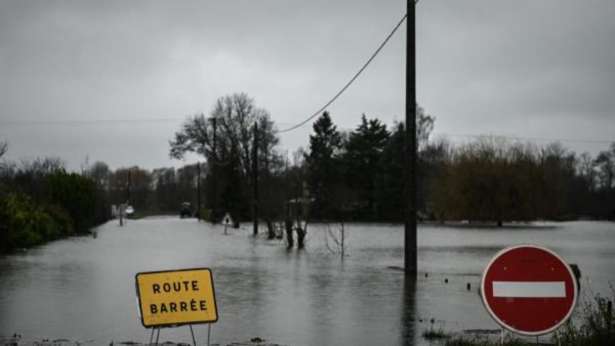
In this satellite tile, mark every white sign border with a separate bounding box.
[480,244,578,336]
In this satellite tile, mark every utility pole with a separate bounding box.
[210,117,217,221]
[127,168,132,204]
[196,161,201,220]
[404,0,417,275]
[253,121,259,236]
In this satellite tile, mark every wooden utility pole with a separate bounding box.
[404,0,417,274]
[196,161,201,220]
[253,122,259,236]
[210,117,217,221]
[127,168,132,204]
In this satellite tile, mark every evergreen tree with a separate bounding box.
[305,111,342,219]
[343,114,390,219]
[378,123,405,220]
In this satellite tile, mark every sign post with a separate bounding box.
[222,213,233,235]
[480,245,578,336]
[135,268,218,345]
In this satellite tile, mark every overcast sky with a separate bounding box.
[1,0,614,171]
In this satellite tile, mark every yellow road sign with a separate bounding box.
[135,268,218,328]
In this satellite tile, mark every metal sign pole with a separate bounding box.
[154,328,160,345]
[207,323,211,346]
[189,325,197,346]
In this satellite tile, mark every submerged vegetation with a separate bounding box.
[421,290,615,346]
[553,289,615,346]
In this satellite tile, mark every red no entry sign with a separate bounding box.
[480,245,578,335]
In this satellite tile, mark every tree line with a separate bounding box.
[0,147,212,252]
[169,93,615,225]
[2,92,614,252]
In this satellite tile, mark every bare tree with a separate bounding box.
[324,222,347,259]
[594,143,615,191]
[577,152,596,192]
[169,93,281,220]
[170,93,279,177]
[416,105,435,150]
[86,161,111,188]
[0,141,7,159]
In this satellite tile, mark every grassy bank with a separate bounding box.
[422,291,614,346]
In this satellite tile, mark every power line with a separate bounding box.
[2,11,410,132]
[276,13,408,134]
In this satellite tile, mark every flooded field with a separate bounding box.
[0,218,613,345]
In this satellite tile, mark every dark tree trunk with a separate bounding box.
[296,226,306,249]
[285,219,294,249]
[266,220,275,240]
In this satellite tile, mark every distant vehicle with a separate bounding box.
[180,202,192,218]
[125,205,135,215]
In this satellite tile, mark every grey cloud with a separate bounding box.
[1,0,614,170]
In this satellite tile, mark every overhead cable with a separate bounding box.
[276,13,408,134]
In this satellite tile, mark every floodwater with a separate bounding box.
[0,218,613,345]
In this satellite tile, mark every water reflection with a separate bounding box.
[401,276,417,345]
[0,219,613,345]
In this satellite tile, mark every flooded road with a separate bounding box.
[0,218,613,345]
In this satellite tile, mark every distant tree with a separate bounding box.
[538,143,576,219]
[86,161,111,189]
[592,143,615,219]
[594,143,615,191]
[10,157,65,203]
[416,105,435,150]
[305,111,343,219]
[419,138,452,217]
[46,171,98,233]
[429,139,580,225]
[84,161,112,223]
[377,107,436,220]
[0,141,10,184]
[343,114,390,219]
[577,152,597,192]
[377,123,405,220]
[174,163,202,214]
[109,167,151,213]
[151,167,179,213]
[431,138,514,225]
[169,93,280,220]
[0,141,7,159]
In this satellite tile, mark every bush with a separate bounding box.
[46,171,97,233]
[0,161,110,253]
[443,290,615,346]
[200,208,213,222]
[554,290,615,346]
[0,193,62,250]
[43,204,75,237]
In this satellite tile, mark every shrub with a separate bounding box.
[46,171,97,233]
[554,290,615,346]
[0,193,60,250]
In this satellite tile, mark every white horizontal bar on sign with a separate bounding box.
[492,281,566,298]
